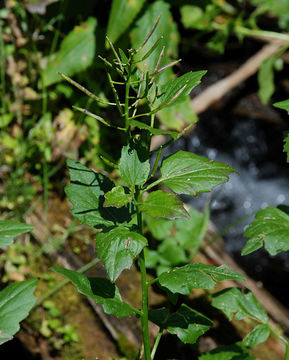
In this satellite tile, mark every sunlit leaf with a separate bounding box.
[43,17,97,86]
[107,0,146,44]
[95,227,147,282]
[211,287,268,323]
[243,324,270,347]
[242,206,289,256]
[65,159,133,228]
[157,151,236,196]
[104,186,132,208]
[119,142,150,188]
[51,267,132,318]
[0,279,38,345]
[159,264,245,295]
[0,221,33,248]
[139,190,189,220]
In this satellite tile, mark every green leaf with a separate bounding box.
[242,206,289,256]
[50,267,132,318]
[130,120,178,139]
[158,264,245,295]
[166,304,212,344]
[274,99,289,114]
[152,71,207,112]
[284,135,289,162]
[145,216,173,240]
[119,141,150,188]
[0,220,34,248]
[211,288,268,323]
[157,151,236,196]
[199,341,255,360]
[65,159,134,228]
[258,55,275,105]
[95,227,147,282]
[104,186,131,208]
[139,190,189,220]
[43,17,97,87]
[0,279,38,345]
[107,0,146,44]
[148,307,170,328]
[156,237,188,270]
[243,324,270,347]
[181,5,207,30]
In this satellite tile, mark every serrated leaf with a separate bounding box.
[0,220,33,248]
[139,190,189,220]
[107,0,145,44]
[158,264,245,295]
[274,99,289,114]
[199,341,255,360]
[152,71,206,112]
[157,151,236,196]
[65,159,133,228]
[211,288,268,323]
[130,120,178,139]
[0,279,38,345]
[242,206,289,256]
[258,55,275,105]
[104,186,131,208]
[166,304,212,344]
[95,227,147,282]
[243,324,270,347]
[119,141,150,188]
[51,267,132,318]
[43,17,96,87]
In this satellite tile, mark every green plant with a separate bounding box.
[48,23,279,359]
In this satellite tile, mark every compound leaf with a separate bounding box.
[242,206,289,256]
[65,159,133,228]
[0,220,33,248]
[158,264,245,295]
[95,227,147,282]
[243,324,270,347]
[158,151,236,196]
[199,341,254,360]
[107,0,146,44]
[0,279,38,345]
[51,267,132,318]
[104,186,131,208]
[43,17,96,87]
[119,142,150,188]
[211,287,268,323]
[139,190,189,220]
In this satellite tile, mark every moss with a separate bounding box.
[117,332,139,360]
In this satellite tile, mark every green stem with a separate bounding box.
[268,324,287,345]
[0,22,7,113]
[34,257,100,308]
[43,160,49,217]
[285,340,289,360]
[124,75,130,130]
[151,331,162,360]
[136,192,151,360]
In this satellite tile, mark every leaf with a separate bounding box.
[152,71,207,112]
[199,341,255,360]
[0,279,38,345]
[211,288,268,323]
[157,151,236,196]
[258,55,275,105]
[95,227,147,282]
[119,141,150,188]
[148,307,170,328]
[104,186,131,208]
[274,98,289,114]
[139,190,189,220]
[107,0,146,44]
[43,17,97,87]
[65,159,133,229]
[158,264,245,295]
[166,304,212,344]
[284,135,289,162]
[145,216,173,240]
[130,120,178,139]
[243,324,270,347]
[50,267,132,318]
[0,220,34,248]
[242,206,289,256]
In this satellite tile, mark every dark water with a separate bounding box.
[166,109,289,306]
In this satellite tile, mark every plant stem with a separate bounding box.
[136,191,151,360]
[285,340,289,360]
[268,324,287,345]
[151,331,162,359]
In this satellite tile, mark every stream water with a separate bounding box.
[166,108,289,306]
